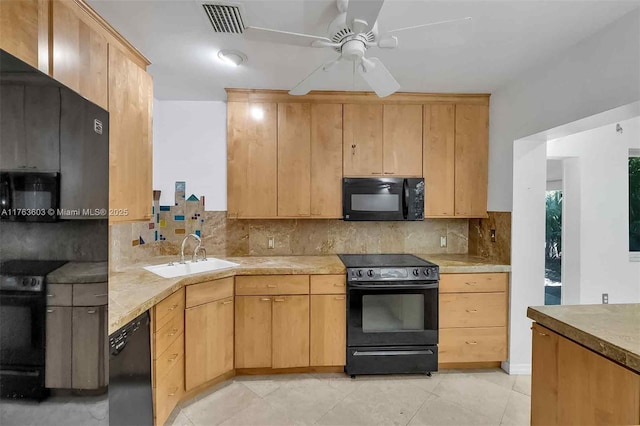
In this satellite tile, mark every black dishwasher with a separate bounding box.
[109,311,153,426]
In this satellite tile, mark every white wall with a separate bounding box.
[489,9,640,212]
[152,100,227,210]
[547,117,640,304]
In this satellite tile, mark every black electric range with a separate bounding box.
[338,254,439,377]
[0,259,67,399]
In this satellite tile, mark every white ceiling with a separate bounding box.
[88,0,640,101]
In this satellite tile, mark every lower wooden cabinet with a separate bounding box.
[272,295,309,369]
[531,323,640,426]
[45,306,72,388]
[235,295,272,368]
[72,305,108,389]
[185,295,234,390]
[310,295,346,366]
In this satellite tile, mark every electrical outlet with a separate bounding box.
[440,236,447,248]
[602,293,608,304]
[490,229,496,243]
[268,237,275,249]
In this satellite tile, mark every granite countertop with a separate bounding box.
[528,304,640,373]
[48,261,108,284]
[109,254,510,334]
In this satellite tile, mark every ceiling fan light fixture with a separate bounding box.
[217,49,247,67]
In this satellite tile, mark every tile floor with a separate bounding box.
[0,394,108,426]
[168,369,531,426]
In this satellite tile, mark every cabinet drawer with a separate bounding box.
[440,293,507,328]
[439,327,507,363]
[47,284,73,306]
[154,353,184,426]
[236,275,309,296]
[154,331,184,383]
[154,289,185,333]
[440,273,508,293]
[186,277,234,308]
[310,275,346,294]
[154,311,184,358]
[72,282,108,306]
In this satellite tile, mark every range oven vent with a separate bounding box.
[202,3,246,34]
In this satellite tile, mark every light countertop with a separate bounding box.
[48,261,108,284]
[109,254,510,334]
[528,304,640,373]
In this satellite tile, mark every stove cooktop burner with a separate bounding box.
[338,254,436,268]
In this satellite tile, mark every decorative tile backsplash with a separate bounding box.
[109,181,470,271]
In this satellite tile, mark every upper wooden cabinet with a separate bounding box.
[278,103,311,217]
[51,0,108,110]
[424,104,489,218]
[0,0,43,70]
[227,102,278,218]
[382,105,423,176]
[310,104,343,218]
[343,104,383,176]
[108,45,153,222]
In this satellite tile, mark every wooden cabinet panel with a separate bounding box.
[440,292,507,328]
[311,103,343,218]
[154,354,184,426]
[154,311,184,358]
[278,103,311,217]
[154,330,183,384]
[310,295,345,366]
[227,102,277,218]
[310,275,346,294]
[153,289,185,332]
[424,104,455,216]
[72,282,108,306]
[235,275,309,296]
[439,327,507,363]
[0,0,40,69]
[0,85,27,169]
[185,296,234,390]
[186,277,234,308]
[382,104,422,176]
[235,296,272,368]
[72,305,107,389]
[45,306,72,388]
[52,0,108,110]
[46,284,72,306]
[272,295,309,368]
[343,104,383,176]
[531,323,559,426]
[108,44,153,222]
[439,273,508,293]
[454,104,488,217]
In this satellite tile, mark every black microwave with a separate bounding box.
[343,177,425,221]
[0,172,60,222]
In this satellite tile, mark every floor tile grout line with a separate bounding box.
[404,390,436,426]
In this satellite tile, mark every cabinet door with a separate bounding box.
[45,306,72,388]
[185,296,234,390]
[278,103,311,217]
[235,296,272,368]
[0,0,41,69]
[108,44,152,222]
[0,85,27,169]
[343,104,383,176]
[383,104,422,176]
[310,295,345,366]
[24,86,61,170]
[423,104,455,216]
[51,0,108,110]
[454,104,488,217]
[531,323,559,426]
[311,104,343,218]
[272,295,309,368]
[72,305,107,389]
[227,102,277,218]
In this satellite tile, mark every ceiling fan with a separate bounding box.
[243,0,472,97]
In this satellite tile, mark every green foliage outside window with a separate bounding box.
[630,157,640,252]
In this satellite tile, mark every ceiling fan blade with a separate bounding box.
[289,57,342,96]
[346,0,385,34]
[244,26,332,48]
[385,17,473,50]
[357,57,399,98]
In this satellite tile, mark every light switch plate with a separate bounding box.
[440,236,447,248]
[602,293,609,304]
[268,237,275,249]
[490,229,496,243]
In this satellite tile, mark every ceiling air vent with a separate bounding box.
[202,3,246,34]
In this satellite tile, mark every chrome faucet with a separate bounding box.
[180,233,201,264]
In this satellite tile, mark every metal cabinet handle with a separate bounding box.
[168,387,179,396]
[260,298,271,302]
[538,332,549,337]
[168,354,179,362]
[383,172,394,175]
[274,298,285,302]
[464,282,477,286]
[169,304,179,311]
[220,300,232,305]
[47,309,54,313]
[465,341,478,345]
[466,309,478,313]
[371,172,382,175]
[267,284,277,288]
[333,283,345,287]
[47,294,54,297]
[87,309,97,314]
[94,293,108,297]
[168,328,179,336]
[334,296,346,300]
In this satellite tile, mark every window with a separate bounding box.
[630,155,640,252]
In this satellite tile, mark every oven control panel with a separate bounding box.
[347,267,439,282]
[0,275,44,292]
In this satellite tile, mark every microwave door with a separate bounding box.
[343,178,404,221]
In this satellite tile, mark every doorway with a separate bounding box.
[545,189,562,305]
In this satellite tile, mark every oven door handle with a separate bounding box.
[353,349,435,356]
[402,179,409,219]
[348,283,438,290]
